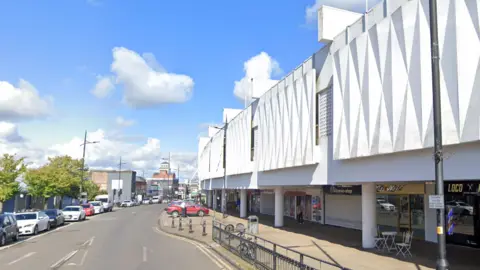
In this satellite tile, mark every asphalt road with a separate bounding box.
[0,204,228,270]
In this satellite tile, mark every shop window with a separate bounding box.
[312,196,322,223]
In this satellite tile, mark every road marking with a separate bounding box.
[153,227,232,270]
[79,250,89,265]
[7,252,36,265]
[142,246,147,262]
[80,236,95,247]
[50,250,78,269]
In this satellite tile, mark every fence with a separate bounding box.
[212,221,349,270]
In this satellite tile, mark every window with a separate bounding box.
[315,91,320,145]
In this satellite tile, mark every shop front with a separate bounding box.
[324,185,362,229]
[249,190,261,213]
[283,189,323,223]
[376,183,425,239]
[284,191,298,218]
[444,181,480,247]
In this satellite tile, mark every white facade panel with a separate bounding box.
[209,130,225,179]
[325,194,362,230]
[317,6,363,43]
[198,137,210,181]
[226,107,252,175]
[333,0,480,160]
[223,108,242,122]
[257,67,317,171]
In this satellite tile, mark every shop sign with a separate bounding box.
[376,183,425,194]
[445,182,480,194]
[323,185,361,195]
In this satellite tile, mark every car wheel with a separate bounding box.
[0,234,6,246]
[197,210,205,217]
[171,211,179,218]
[33,226,38,235]
[46,223,51,231]
[12,232,19,242]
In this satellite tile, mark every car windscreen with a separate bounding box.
[43,210,56,216]
[63,207,80,212]
[81,205,91,209]
[98,198,108,203]
[15,213,37,220]
[123,201,131,203]
[90,202,100,206]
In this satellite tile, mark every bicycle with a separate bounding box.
[236,232,256,261]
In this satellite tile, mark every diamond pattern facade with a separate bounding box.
[333,0,480,160]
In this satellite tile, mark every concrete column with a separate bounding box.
[207,191,212,208]
[274,187,284,227]
[240,189,247,218]
[221,189,226,212]
[362,183,377,249]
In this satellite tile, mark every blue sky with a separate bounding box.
[0,0,377,177]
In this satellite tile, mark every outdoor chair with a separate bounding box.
[374,225,386,250]
[395,231,413,257]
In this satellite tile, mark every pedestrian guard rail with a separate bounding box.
[212,220,349,270]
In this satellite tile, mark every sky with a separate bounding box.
[0,0,380,180]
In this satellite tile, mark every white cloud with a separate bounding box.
[0,122,25,143]
[115,116,135,127]
[233,52,281,102]
[109,47,194,108]
[0,80,52,121]
[91,75,115,98]
[0,128,198,179]
[305,0,380,24]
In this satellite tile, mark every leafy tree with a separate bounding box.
[24,166,57,209]
[0,154,26,212]
[82,180,100,201]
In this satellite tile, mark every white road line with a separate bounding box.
[88,236,95,246]
[50,250,78,269]
[7,252,36,265]
[153,227,231,270]
[79,250,89,266]
[142,246,147,262]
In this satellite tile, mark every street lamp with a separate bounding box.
[79,130,99,200]
[428,1,449,269]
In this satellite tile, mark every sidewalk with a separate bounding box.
[213,210,480,270]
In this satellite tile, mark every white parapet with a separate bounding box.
[318,5,363,43]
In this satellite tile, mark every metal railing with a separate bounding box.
[212,221,349,270]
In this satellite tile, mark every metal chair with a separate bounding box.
[374,225,386,250]
[395,231,413,257]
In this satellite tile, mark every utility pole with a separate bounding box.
[222,116,228,215]
[428,1,448,269]
[118,157,126,202]
[168,152,172,199]
[79,130,99,201]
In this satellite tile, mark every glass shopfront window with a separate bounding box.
[376,184,425,239]
[250,193,261,213]
[312,196,322,222]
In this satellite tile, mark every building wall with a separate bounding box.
[107,171,135,202]
[226,107,252,176]
[90,171,108,191]
[332,0,480,160]
[209,130,225,180]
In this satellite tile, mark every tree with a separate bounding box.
[24,166,57,209]
[82,180,100,201]
[0,154,26,212]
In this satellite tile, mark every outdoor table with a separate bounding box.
[381,231,398,252]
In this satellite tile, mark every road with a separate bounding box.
[0,204,229,269]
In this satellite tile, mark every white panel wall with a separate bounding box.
[198,137,211,181]
[223,108,242,122]
[256,67,317,171]
[226,107,252,175]
[318,6,363,43]
[209,130,225,179]
[332,0,480,160]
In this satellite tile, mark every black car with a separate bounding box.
[42,209,65,227]
[0,214,19,246]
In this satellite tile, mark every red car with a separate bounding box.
[166,203,209,217]
[81,204,94,216]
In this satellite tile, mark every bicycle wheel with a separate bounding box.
[237,243,249,257]
[225,224,234,233]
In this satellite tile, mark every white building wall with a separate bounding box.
[332,0,480,160]
[226,107,252,175]
[198,137,211,181]
[209,130,225,180]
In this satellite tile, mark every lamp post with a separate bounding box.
[117,157,126,202]
[79,130,99,201]
[428,0,448,269]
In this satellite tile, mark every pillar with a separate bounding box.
[221,189,226,212]
[206,191,212,208]
[362,183,377,249]
[240,189,247,218]
[212,190,217,210]
[274,187,284,227]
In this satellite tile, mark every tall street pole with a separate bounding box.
[429,1,448,269]
[168,152,172,199]
[79,130,99,202]
[222,116,228,215]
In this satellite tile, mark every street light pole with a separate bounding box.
[118,157,126,202]
[79,130,99,201]
[222,117,228,216]
[428,1,449,269]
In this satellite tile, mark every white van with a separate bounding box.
[151,196,160,204]
[95,194,113,212]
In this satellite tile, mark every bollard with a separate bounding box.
[202,220,207,236]
[171,216,175,228]
[179,217,183,231]
[189,218,194,233]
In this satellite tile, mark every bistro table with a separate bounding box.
[381,231,398,252]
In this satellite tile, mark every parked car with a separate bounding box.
[89,201,105,214]
[167,200,182,207]
[62,206,86,222]
[151,196,160,204]
[42,209,65,227]
[142,198,152,204]
[15,211,51,235]
[95,194,114,212]
[121,200,134,207]
[0,214,19,246]
[166,203,209,217]
[81,204,95,216]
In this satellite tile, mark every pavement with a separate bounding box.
[0,204,232,270]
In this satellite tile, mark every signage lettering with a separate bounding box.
[447,184,463,193]
[376,185,405,193]
[324,185,361,195]
[330,186,352,194]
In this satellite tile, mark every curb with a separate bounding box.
[157,212,243,270]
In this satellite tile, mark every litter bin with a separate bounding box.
[247,215,259,234]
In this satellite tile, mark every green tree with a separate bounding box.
[24,166,57,209]
[82,180,100,201]
[0,154,26,212]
